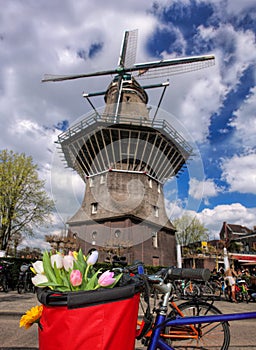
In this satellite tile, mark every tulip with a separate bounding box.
[63,253,75,271]
[51,254,63,269]
[98,270,116,287]
[86,250,98,266]
[32,274,48,287]
[32,261,44,274]
[70,270,82,287]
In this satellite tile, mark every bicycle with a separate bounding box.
[16,263,35,294]
[0,264,9,292]
[235,278,250,303]
[0,261,13,292]
[183,279,201,298]
[169,278,202,299]
[135,266,256,350]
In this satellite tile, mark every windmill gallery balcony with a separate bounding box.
[57,109,192,183]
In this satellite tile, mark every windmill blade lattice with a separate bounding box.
[133,55,215,79]
[118,29,138,69]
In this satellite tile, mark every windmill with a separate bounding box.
[44,29,215,265]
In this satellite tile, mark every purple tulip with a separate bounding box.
[86,250,99,266]
[98,270,116,287]
[70,270,82,287]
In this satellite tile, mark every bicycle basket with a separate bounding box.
[37,285,140,350]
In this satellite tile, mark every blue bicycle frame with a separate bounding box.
[147,311,256,350]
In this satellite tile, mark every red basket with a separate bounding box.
[37,285,140,350]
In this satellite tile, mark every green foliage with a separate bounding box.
[173,213,209,246]
[0,149,54,251]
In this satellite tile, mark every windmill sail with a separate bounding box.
[42,30,215,83]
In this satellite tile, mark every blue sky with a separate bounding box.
[0,0,255,248]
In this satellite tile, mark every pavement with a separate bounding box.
[0,291,256,349]
[0,291,40,350]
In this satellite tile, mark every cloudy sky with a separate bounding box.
[0,0,255,249]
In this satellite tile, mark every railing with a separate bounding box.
[57,112,193,155]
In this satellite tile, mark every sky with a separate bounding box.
[0,0,255,250]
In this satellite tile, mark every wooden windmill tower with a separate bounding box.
[43,30,214,265]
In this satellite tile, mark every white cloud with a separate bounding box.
[221,152,256,194]
[189,177,221,203]
[225,0,256,15]
[178,73,224,142]
[198,23,256,89]
[231,86,256,150]
[166,201,256,240]
[197,203,256,239]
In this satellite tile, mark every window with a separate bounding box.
[114,229,121,238]
[89,178,94,187]
[157,183,161,193]
[152,232,158,248]
[91,231,97,245]
[100,174,106,184]
[148,178,152,188]
[91,202,98,214]
[152,256,160,266]
[153,205,159,217]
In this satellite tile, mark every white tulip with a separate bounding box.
[51,254,63,269]
[32,261,44,274]
[32,274,48,287]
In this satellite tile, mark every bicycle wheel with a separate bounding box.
[0,276,8,292]
[184,281,201,298]
[244,291,250,303]
[17,281,25,294]
[200,282,214,297]
[165,300,230,349]
[209,281,222,298]
[25,280,35,293]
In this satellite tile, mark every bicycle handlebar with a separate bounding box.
[167,267,211,281]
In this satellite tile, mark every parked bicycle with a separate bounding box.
[0,261,13,292]
[0,264,8,292]
[170,277,221,300]
[134,266,256,349]
[235,278,250,303]
[16,263,35,294]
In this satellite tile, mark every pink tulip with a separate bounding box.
[98,270,116,287]
[70,270,82,287]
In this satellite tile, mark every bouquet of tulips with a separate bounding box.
[31,249,122,292]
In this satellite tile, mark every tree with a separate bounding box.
[0,149,54,251]
[173,213,209,246]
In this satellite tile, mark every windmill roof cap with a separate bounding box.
[113,73,132,81]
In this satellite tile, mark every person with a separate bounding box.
[225,264,238,302]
